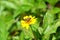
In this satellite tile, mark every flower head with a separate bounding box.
[21,15,36,29]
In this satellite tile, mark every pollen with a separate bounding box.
[20,15,36,29]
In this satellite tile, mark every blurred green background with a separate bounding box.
[0,0,60,40]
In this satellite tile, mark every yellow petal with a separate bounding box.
[29,15,32,18]
[23,16,28,19]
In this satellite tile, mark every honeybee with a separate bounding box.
[24,18,31,22]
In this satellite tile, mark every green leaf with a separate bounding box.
[35,0,47,9]
[58,13,60,19]
[19,32,25,40]
[51,19,60,34]
[32,29,41,40]
[43,10,54,29]
[1,1,17,9]
[52,36,56,40]
[43,8,60,29]
[23,28,34,39]
[45,0,59,6]
[13,5,32,18]
[43,8,60,40]
[0,5,5,16]
[19,0,34,6]
[0,11,15,31]
[0,18,8,40]
[12,36,19,40]
[31,22,39,31]
[43,19,60,40]
[16,21,22,30]
[51,7,60,14]
[6,19,15,30]
[38,27,43,35]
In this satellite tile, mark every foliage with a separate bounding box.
[0,0,60,40]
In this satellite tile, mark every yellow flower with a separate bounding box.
[21,15,36,29]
